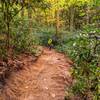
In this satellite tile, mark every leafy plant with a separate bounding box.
[55,27,100,100]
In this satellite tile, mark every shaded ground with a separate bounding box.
[0,48,72,100]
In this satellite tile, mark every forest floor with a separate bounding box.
[0,47,73,100]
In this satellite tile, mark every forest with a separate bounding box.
[0,0,100,100]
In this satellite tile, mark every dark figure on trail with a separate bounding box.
[48,35,58,50]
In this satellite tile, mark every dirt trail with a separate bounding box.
[0,48,72,100]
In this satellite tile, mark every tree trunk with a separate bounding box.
[21,0,24,18]
[86,5,90,25]
[28,1,32,33]
[70,5,75,32]
[5,1,10,50]
[20,0,24,30]
[55,9,60,37]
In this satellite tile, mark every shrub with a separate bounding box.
[55,27,100,100]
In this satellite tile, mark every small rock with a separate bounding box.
[51,93,56,98]
[25,86,28,89]
[44,78,46,81]
[45,87,48,90]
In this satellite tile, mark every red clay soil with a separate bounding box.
[0,48,73,100]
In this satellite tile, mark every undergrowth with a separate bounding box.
[55,27,100,100]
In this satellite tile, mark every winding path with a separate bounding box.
[1,48,72,100]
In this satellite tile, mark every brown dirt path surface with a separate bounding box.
[0,48,72,100]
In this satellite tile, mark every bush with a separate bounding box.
[38,28,55,46]
[55,28,100,100]
[9,17,40,55]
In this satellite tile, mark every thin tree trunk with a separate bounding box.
[21,1,24,17]
[28,1,32,33]
[5,1,10,50]
[86,5,90,25]
[70,5,75,32]
[20,0,24,30]
[55,9,60,37]
[44,10,48,28]
[96,6,100,28]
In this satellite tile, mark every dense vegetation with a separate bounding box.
[0,0,100,100]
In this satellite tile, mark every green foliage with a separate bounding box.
[0,0,100,99]
[0,45,7,60]
[10,17,39,54]
[38,28,55,46]
[55,27,100,100]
